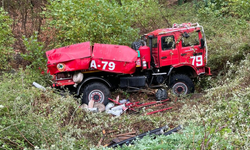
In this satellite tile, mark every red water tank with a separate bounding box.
[139,46,151,68]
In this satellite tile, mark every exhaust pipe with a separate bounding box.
[148,35,154,68]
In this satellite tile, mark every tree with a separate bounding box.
[0,8,14,70]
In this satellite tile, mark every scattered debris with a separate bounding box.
[105,102,115,112]
[111,132,137,143]
[106,104,126,116]
[88,99,94,108]
[146,107,173,115]
[108,125,182,148]
[108,97,122,105]
[32,82,46,91]
[93,103,105,112]
[97,129,106,147]
[115,95,119,103]
[106,97,172,116]
[128,98,171,111]
[119,99,129,104]
[88,108,98,113]
[114,132,136,137]
[80,102,105,113]
[155,88,168,101]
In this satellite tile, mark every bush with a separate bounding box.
[21,32,51,86]
[0,8,14,70]
[45,0,144,47]
[0,69,86,149]
[21,32,47,70]
[197,0,250,20]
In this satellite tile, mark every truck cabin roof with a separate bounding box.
[144,23,202,38]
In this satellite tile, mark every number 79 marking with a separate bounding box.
[190,56,203,66]
[101,61,115,70]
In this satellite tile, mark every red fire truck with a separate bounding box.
[46,23,211,105]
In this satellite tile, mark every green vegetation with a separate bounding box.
[45,0,143,47]
[21,32,47,71]
[0,69,173,149]
[1,0,250,149]
[0,8,14,70]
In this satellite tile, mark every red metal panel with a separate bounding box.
[139,46,151,63]
[47,58,91,75]
[90,58,136,74]
[46,42,91,64]
[159,34,180,67]
[205,67,212,75]
[92,43,137,63]
[92,43,138,74]
[46,42,92,75]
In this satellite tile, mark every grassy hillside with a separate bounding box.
[1,0,250,149]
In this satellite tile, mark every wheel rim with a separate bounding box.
[172,82,188,95]
[88,89,105,103]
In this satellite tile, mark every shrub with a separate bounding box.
[21,32,51,86]
[197,0,250,20]
[0,8,14,70]
[21,32,47,70]
[0,69,85,149]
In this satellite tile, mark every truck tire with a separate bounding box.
[170,74,194,96]
[131,40,145,50]
[81,82,110,105]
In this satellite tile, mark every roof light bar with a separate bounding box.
[172,22,200,28]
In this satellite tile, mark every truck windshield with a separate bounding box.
[182,32,199,47]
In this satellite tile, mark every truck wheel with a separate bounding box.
[170,74,194,96]
[81,82,110,105]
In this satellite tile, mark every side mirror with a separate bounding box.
[200,38,205,49]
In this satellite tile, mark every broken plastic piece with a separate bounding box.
[88,99,94,108]
[107,109,123,116]
[111,104,125,111]
[88,108,98,113]
[119,99,129,104]
[80,104,88,110]
[93,103,106,112]
[115,95,119,103]
[105,102,115,112]
[33,82,46,91]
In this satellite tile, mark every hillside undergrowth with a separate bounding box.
[1,0,250,149]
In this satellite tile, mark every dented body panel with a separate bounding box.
[46,42,92,75]
[46,42,138,75]
[91,43,137,74]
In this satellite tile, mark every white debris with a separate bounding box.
[93,103,105,112]
[33,82,46,91]
[105,102,115,112]
[88,99,94,108]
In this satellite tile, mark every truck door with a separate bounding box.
[180,31,205,68]
[160,34,179,67]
